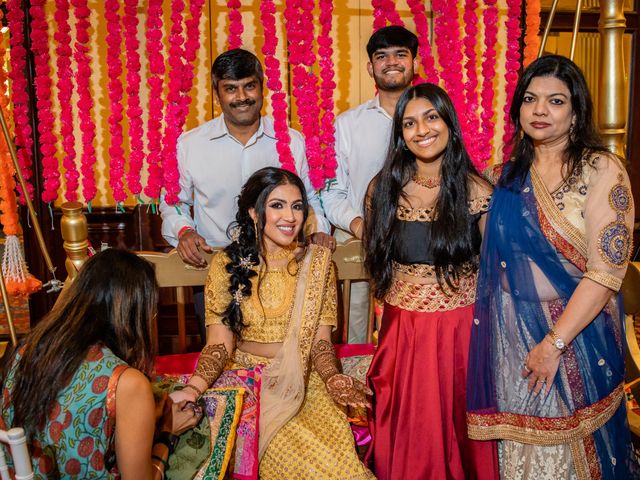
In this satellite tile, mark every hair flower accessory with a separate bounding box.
[233,288,245,305]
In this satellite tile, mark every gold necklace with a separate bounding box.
[412,174,441,189]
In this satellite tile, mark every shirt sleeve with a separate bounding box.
[159,136,197,247]
[321,117,362,232]
[319,262,338,330]
[582,154,634,291]
[205,252,232,326]
[289,130,330,234]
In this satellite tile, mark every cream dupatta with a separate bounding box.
[258,244,333,458]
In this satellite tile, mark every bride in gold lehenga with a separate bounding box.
[170,167,374,479]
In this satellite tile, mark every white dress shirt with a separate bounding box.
[322,96,393,232]
[160,115,329,247]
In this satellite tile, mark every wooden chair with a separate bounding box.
[622,261,640,437]
[137,249,215,353]
[331,238,376,344]
[0,427,33,480]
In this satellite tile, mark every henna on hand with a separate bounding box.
[192,343,229,387]
[310,339,372,407]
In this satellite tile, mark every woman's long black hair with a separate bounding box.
[502,55,609,187]
[221,167,309,337]
[3,249,158,437]
[363,83,481,298]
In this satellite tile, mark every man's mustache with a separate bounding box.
[230,99,257,108]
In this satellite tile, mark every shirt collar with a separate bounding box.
[366,95,393,120]
[209,115,275,141]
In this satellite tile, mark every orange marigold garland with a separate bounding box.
[523,0,541,67]
[0,27,41,297]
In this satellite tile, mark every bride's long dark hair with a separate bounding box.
[363,83,481,297]
[221,167,309,337]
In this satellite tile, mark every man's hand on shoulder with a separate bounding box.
[177,229,213,267]
[308,232,336,252]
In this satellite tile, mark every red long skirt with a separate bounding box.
[367,304,498,480]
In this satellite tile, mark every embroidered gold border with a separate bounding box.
[583,270,622,291]
[467,383,624,445]
[531,167,588,258]
[385,274,477,312]
[396,195,492,221]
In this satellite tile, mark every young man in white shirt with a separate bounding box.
[160,48,332,340]
[322,26,418,343]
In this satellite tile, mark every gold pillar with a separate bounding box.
[60,202,89,280]
[598,0,627,158]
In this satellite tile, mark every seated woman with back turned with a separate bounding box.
[1,249,200,479]
[170,167,374,479]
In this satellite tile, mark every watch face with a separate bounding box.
[554,338,566,350]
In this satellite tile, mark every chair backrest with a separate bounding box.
[137,249,216,353]
[0,427,33,480]
[331,239,375,344]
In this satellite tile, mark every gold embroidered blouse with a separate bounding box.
[204,251,338,342]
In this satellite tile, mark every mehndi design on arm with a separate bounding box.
[193,343,229,387]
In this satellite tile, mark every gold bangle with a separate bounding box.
[151,461,165,480]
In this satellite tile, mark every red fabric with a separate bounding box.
[367,304,498,480]
[154,352,199,375]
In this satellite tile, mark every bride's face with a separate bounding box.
[255,183,304,253]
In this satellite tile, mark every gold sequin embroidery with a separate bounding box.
[385,274,477,312]
[392,258,477,279]
[396,195,492,221]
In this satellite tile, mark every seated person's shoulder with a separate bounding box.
[117,368,151,398]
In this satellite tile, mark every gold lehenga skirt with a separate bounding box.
[233,350,375,480]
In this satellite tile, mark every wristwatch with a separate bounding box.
[547,328,568,353]
[155,431,180,455]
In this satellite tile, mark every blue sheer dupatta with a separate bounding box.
[466,166,633,478]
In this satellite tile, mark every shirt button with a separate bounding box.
[474,318,480,325]
[598,359,605,366]
[500,261,507,268]
[611,457,617,466]
[523,187,531,193]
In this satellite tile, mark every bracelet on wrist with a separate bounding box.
[177,226,194,239]
[151,461,165,480]
[152,454,169,470]
[181,383,204,398]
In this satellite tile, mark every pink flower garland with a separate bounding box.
[105,0,127,204]
[407,0,438,84]
[462,0,483,169]
[284,0,323,188]
[318,0,337,183]
[54,0,79,202]
[432,0,468,141]
[478,0,499,166]
[71,0,97,206]
[260,0,295,173]
[123,0,144,199]
[143,0,166,203]
[179,0,206,132]
[371,0,404,31]
[227,0,243,50]
[161,0,187,206]
[5,0,34,203]
[30,0,59,204]
[503,0,523,160]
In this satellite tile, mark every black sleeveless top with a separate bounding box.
[392,198,490,265]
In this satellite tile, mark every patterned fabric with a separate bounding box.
[192,389,244,480]
[384,273,477,312]
[1,344,127,479]
[204,251,338,342]
[467,159,638,479]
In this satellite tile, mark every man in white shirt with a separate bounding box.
[160,48,332,339]
[322,26,418,343]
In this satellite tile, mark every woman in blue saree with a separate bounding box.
[467,55,637,478]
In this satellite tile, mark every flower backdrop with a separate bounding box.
[2,0,539,209]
